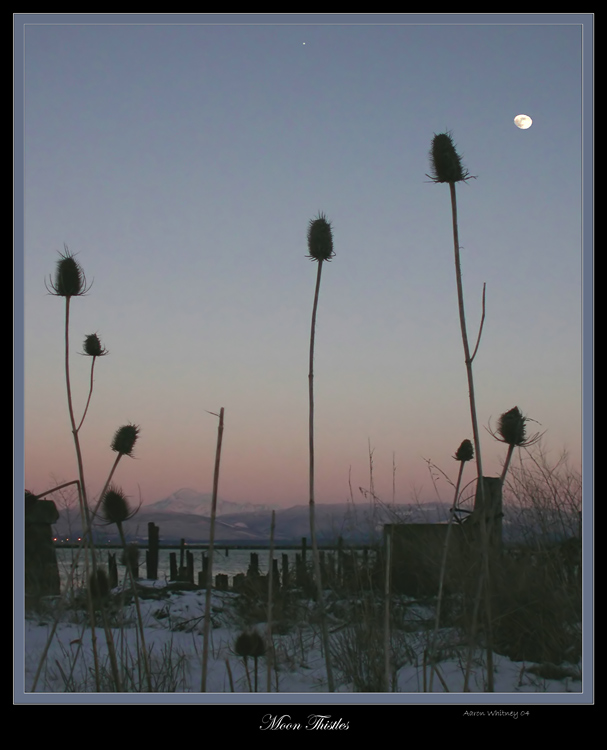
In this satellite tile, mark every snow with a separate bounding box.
[21,580,582,700]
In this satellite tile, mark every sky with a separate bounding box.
[19,15,587,511]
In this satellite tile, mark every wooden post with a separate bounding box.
[201,406,225,692]
[146,522,159,580]
[281,553,290,589]
[186,550,194,584]
[469,476,503,553]
[248,552,259,578]
[202,553,209,587]
[169,552,177,581]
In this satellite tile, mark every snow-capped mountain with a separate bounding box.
[143,488,277,517]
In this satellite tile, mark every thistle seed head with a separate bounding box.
[111,423,140,457]
[428,132,471,184]
[454,439,474,462]
[82,333,108,357]
[497,407,527,446]
[235,630,265,658]
[307,212,335,263]
[46,246,91,297]
[101,486,132,525]
[235,631,253,657]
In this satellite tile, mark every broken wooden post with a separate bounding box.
[146,522,159,580]
[247,552,259,578]
[169,552,177,581]
[281,553,290,589]
[463,476,504,554]
[186,550,194,583]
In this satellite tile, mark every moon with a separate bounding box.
[514,114,533,130]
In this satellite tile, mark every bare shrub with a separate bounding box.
[503,443,581,544]
[330,595,414,692]
[492,443,582,665]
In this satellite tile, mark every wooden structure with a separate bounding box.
[385,477,504,597]
[25,495,60,601]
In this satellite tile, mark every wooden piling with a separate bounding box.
[146,522,159,580]
[186,550,194,584]
[281,553,290,589]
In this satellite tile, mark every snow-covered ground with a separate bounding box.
[21,580,582,699]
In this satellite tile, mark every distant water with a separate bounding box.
[55,547,302,591]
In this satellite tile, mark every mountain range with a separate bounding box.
[52,487,579,546]
[53,487,451,545]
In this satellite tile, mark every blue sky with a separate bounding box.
[19,16,588,509]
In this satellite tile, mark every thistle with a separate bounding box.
[454,439,474,462]
[305,211,335,692]
[428,131,493,691]
[46,246,91,298]
[490,406,543,450]
[491,407,544,485]
[235,631,265,692]
[82,333,108,358]
[100,485,137,526]
[235,630,265,659]
[111,423,140,457]
[430,436,475,691]
[99,483,150,689]
[427,132,473,184]
[307,212,335,262]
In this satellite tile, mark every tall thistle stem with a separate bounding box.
[306,213,335,692]
[116,521,152,691]
[308,261,335,692]
[450,179,495,693]
[48,250,126,690]
[266,509,276,692]
[429,440,472,692]
[428,135,494,691]
[448,183,486,489]
[201,407,225,692]
[63,295,106,691]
